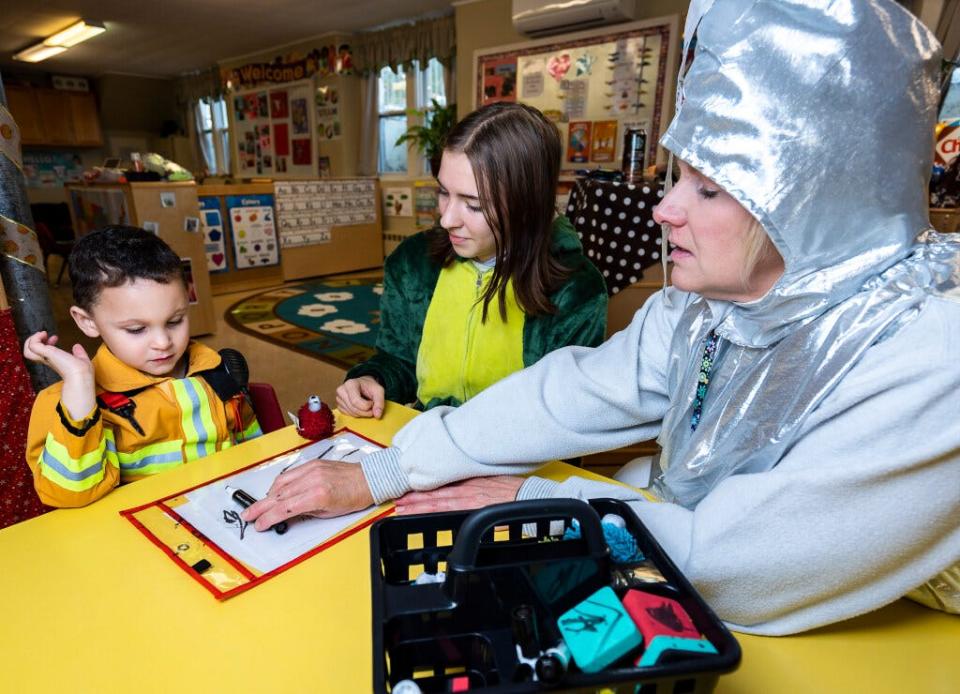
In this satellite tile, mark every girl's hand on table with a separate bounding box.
[336,376,385,419]
[394,476,525,515]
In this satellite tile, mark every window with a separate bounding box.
[195,97,230,175]
[378,58,447,175]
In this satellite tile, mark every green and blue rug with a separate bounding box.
[226,276,383,370]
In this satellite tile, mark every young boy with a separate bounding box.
[24,226,262,508]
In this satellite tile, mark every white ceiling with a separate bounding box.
[0,0,454,78]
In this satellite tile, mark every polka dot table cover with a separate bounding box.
[565,178,665,295]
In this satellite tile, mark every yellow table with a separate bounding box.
[1,404,957,693]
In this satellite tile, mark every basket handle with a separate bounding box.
[446,499,606,571]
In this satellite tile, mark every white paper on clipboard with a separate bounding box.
[176,432,382,573]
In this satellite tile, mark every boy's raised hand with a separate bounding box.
[23,331,97,420]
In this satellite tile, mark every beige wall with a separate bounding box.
[454,0,688,118]
[96,73,178,134]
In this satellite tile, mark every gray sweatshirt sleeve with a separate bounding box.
[514,299,960,636]
[360,289,690,503]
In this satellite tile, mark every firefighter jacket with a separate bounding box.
[26,342,262,508]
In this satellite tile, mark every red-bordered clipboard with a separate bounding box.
[120,428,393,600]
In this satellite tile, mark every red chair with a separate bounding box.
[248,382,286,433]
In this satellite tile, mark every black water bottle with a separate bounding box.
[621,128,646,185]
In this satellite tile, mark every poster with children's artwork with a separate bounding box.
[415,182,439,229]
[270,90,289,119]
[292,138,311,166]
[315,83,341,141]
[383,187,413,217]
[474,17,679,173]
[199,197,228,272]
[567,121,591,163]
[591,120,618,163]
[481,57,518,105]
[291,97,309,134]
[226,194,279,269]
[234,89,273,175]
[69,188,130,237]
[232,80,315,178]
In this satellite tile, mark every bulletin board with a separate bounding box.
[473,16,679,176]
[231,79,316,178]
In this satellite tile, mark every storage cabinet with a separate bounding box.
[67,93,103,146]
[6,86,103,147]
[5,86,44,143]
[35,90,74,145]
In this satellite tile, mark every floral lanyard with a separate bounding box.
[690,330,719,431]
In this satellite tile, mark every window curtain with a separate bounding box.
[175,67,226,177]
[443,57,457,111]
[174,66,225,106]
[354,13,455,173]
[192,101,216,176]
[354,14,456,74]
[357,75,379,176]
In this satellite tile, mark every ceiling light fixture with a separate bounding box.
[12,44,68,63]
[13,20,106,63]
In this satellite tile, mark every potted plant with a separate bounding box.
[395,99,457,178]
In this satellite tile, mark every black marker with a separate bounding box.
[225,485,288,535]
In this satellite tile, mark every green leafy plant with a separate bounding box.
[395,99,457,176]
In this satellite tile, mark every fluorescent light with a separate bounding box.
[13,44,68,63]
[12,19,105,63]
[44,20,106,48]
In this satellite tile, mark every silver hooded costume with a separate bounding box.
[360,0,960,633]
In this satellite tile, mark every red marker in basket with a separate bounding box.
[226,485,288,535]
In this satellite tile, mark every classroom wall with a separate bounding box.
[97,73,179,135]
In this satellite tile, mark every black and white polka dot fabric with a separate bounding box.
[565,178,665,295]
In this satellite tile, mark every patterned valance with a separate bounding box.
[174,66,225,106]
[354,14,455,74]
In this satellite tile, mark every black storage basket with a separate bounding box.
[370,498,740,693]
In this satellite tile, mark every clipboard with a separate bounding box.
[120,428,393,600]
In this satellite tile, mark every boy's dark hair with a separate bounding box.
[69,225,186,311]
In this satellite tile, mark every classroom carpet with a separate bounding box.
[225,276,383,370]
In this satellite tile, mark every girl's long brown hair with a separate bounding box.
[427,102,572,321]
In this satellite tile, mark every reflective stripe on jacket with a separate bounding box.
[26,342,262,508]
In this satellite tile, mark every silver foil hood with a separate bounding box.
[661,0,941,347]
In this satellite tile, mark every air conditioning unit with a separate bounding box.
[512,0,637,37]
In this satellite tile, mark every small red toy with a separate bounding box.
[297,395,334,440]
